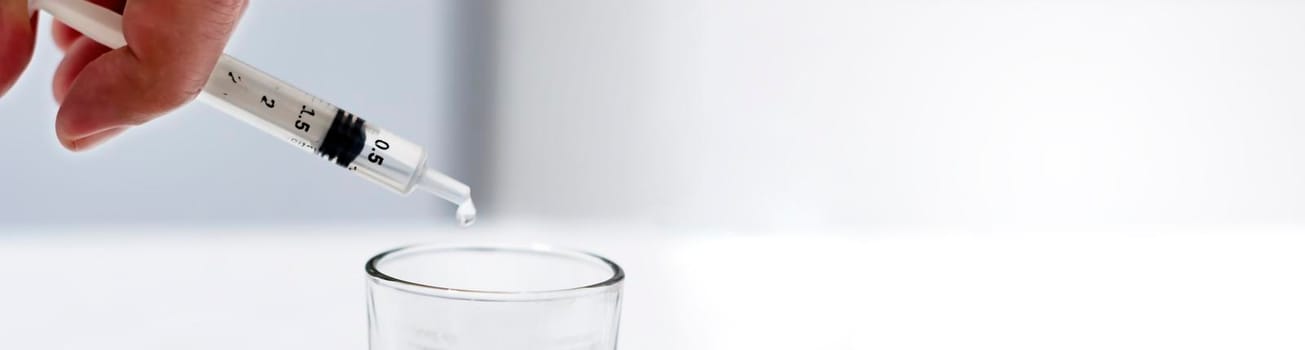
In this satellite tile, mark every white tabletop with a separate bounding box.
[2,226,1304,349]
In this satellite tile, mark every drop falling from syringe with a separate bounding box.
[33,0,477,226]
[456,200,477,226]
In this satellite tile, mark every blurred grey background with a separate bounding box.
[6,0,1305,232]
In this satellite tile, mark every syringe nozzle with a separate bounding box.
[418,168,476,226]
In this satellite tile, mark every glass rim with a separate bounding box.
[365,243,625,301]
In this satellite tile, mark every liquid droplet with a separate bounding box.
[456,199,477,227]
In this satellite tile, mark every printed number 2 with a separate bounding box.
[261,96,276,108]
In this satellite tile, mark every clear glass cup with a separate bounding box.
[365,244,625,350]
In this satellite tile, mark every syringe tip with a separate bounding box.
[419,168,470,201]
[417,168,475,226]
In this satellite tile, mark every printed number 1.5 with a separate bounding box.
[296,105,314,132]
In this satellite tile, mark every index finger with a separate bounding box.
[0,0,38,97]
[56,0,248,149]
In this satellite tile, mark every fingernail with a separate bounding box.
[66,127,127,152]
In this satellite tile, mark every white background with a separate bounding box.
[494,0,1305,232]
[5,0,1305,349]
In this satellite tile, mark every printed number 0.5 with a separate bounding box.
[367,140,390,166]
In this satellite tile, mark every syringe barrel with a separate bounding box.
[34,0,473,216]
[198,56,428,194]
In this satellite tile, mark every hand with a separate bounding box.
[0,0,247,151]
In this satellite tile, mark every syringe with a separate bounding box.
[32,0,477,226]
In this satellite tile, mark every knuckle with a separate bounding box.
[135,67,205,111]
[217,0,250,11]
[191,0,249,43]
[206,0,249,25]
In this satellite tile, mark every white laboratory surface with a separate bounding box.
[2,226,1304,349]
